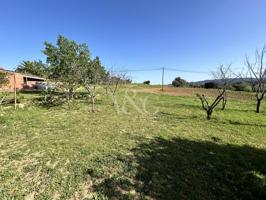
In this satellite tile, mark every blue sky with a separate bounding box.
[1,0,266,84]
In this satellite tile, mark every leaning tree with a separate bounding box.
[245,45,266,113]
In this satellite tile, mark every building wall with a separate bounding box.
[0,69,45,92]
[0,71,24,92]
[8,72,25,90]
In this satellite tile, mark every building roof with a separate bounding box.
[0,67,45,80]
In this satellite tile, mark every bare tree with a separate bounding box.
[106,70,127,106]
[197,91,225,120]
[197,64,232,120]
[211,64,233,110]
[78,58,106,112]
[246,46,266,113]
[245,45,266,113]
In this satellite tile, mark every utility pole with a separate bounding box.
[161,67,164,91]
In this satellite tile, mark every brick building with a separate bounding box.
[0,68,45,92]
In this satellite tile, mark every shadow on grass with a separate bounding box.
[90,137,266,200]
[209,119,266,128]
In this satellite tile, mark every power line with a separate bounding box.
[164,68,209,74]
[111,67,209,74]
[111,68,161,72]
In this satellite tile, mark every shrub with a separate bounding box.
[231,82,252,92]
[172,77,187,87]
[143,80,150,85]
[204,82,218,89]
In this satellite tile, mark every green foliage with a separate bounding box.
[16,60,47,77]
[204,82,218,89]
[43,35,90,83]
[172,77,187,87]
[81,56,107,84]
[231,82,252,92]
[143,80,150,85]
[43,35,106,91]
[0,71,8,87]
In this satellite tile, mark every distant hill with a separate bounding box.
[190,78,256,86]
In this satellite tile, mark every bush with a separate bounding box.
[204,82,218,89]
[172,77,187,87]
[143,80,150,85]
[231,82,252,92]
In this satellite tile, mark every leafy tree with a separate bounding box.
[231,82,252,92]
[43,35,91,106]
[204,82,218,89]
[143,80,150,85]
[16,60,47,77]
[172,77,187,87]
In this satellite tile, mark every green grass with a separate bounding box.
[0,88,266,199]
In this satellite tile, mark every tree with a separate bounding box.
[245,45,266,113]
[16,60,47,77]
[78,56,106,112]
[204,82,218,89]
[43,35,91,107]
[172,77,187,87]
[211,64,232,110]
[143,80,150,85]
[106,70,127,106]
[231,82,252,92]
[197,65,232,119]
[196,92,225,120]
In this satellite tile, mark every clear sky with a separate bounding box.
[1,0,266,84]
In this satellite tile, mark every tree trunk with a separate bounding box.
[256,99,261,113]
[221,99,227,111]
[111,93,116,106]
[91,97,95,112]
[206,110,212,120]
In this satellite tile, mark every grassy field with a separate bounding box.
[0,86,266,199]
